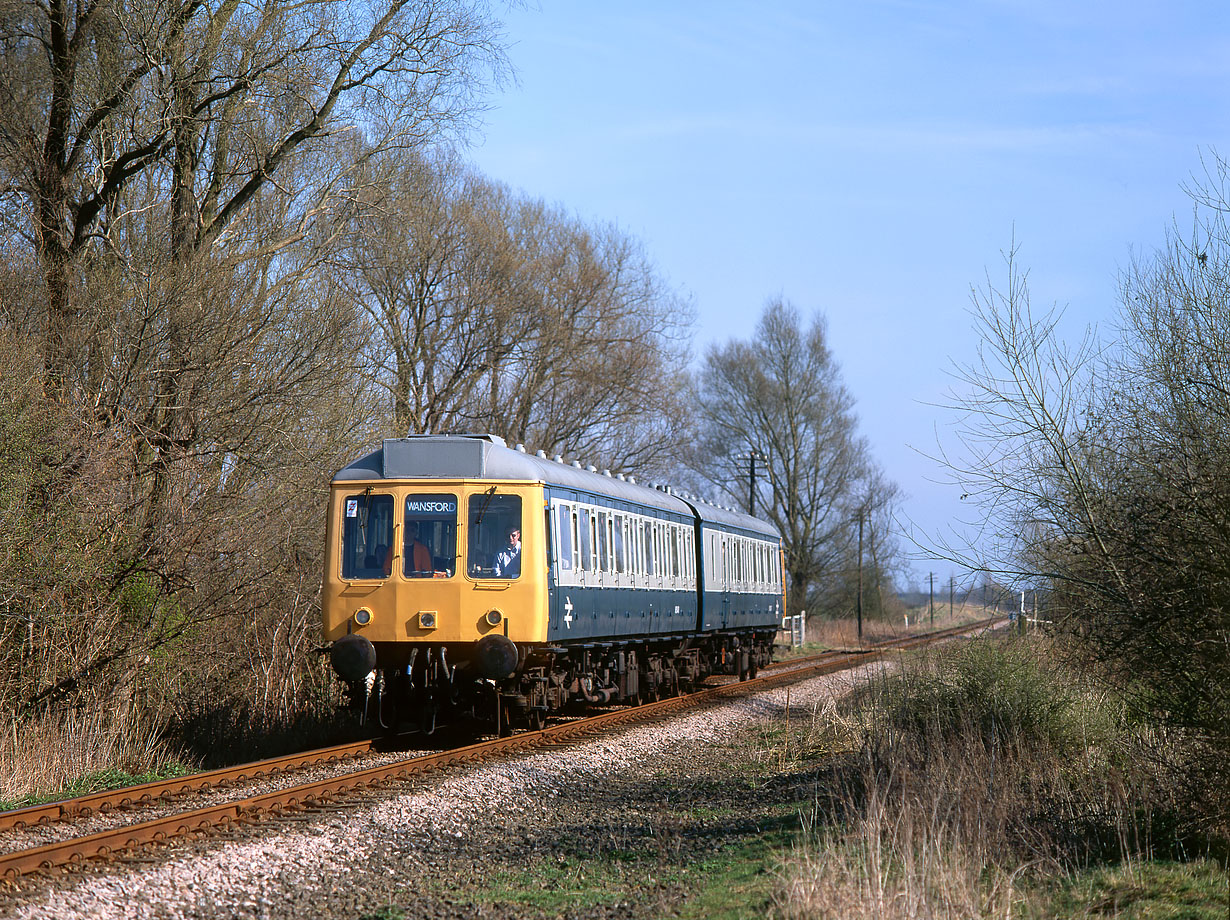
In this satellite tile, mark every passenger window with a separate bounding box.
[578,509,591,571]
[597,512,609,572]
[556,504,573,571]
[467,492,522,579]
[342,493,394,580]
[614,516,626,573]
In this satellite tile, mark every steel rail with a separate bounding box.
[0,616,1004,881]
[0,740,378,833]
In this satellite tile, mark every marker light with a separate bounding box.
[353,607,373,627]
[485,609,503,627]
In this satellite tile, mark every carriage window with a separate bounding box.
[597,512,609,572]
[571,509,582,571]
[556,504,573,571]
[342,493,394,580]
[404,494,457,578]
[629,518,638,575]
[467,493,522,579]
[578,508,591,571]
[614,516,626,574]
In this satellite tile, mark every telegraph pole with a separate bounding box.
[929,572,934,626]
[746,449,766,516]
[949,575,954,619]
[856,510,864,641]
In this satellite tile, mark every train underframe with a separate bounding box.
[337,629,778,735]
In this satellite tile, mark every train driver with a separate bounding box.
[493,526,521,578]
[405,522,433,576]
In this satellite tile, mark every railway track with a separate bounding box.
[0,617,1003,883]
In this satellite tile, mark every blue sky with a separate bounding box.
[465,1,1230,588]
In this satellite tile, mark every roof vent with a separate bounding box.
[602,469,612,477]
[628,475,637,484]
[516,443,526,453]
[586,464,598,473]
[572,460,582,469]
[554,454,564,463]
[617,473,626,481]
[536,449,547,458]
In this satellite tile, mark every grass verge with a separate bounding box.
[0,762,195,812]
[767,635,1229,919]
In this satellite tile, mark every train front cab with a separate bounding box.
[322,476,549,718]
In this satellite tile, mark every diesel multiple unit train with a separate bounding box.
[323,434,785,732]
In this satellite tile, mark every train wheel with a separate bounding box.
[497,700,513,737]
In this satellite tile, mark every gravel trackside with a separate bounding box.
[4,660,896,920]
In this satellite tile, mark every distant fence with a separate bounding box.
[779,613,806,647]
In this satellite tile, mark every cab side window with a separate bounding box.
[467,493,522,579]
[341,493,394,580]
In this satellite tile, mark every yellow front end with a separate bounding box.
[321,479,548,655]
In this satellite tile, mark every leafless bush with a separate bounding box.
[940,199,1230,832]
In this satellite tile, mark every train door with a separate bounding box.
[720,536,731,629]
[546,499,558,632]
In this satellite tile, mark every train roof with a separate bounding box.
[332,434,779,540]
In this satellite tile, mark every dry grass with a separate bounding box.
[0,701,181,804]
[782,604,996,653]
[767,637,1202,919]
[774,784,1027,920]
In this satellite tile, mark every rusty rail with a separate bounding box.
[0,740,378,834]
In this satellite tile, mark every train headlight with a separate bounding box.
[485,609,503,627]
[353,607,373,627]
[418,611,438,629]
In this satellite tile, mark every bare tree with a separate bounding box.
[944,209,1230,827]
[0,0,508,759]
[1,0,506,385]
[691,297,895,618]
[335,150,694,476]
